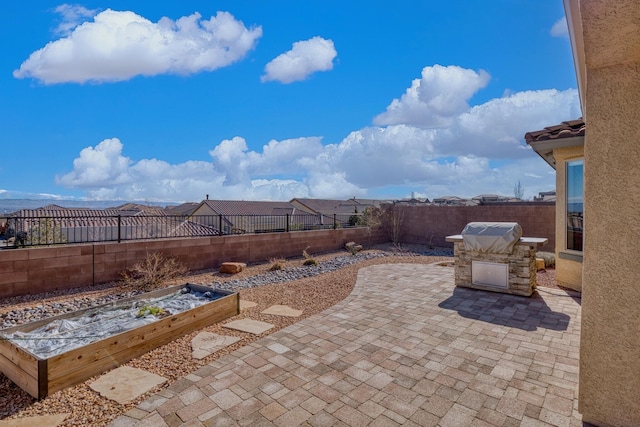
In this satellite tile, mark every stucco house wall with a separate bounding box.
[565,0,640,425]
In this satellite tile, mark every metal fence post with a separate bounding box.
[286,214,290,232]
[117,215,121,243]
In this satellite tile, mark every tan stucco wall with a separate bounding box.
[578,1,640,426]
[555,257,582,289]
[553,146,583,291]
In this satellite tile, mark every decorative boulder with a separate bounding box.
[219,262,246,274]
[345,241,363,253]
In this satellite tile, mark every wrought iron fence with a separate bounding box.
[0,213,364,248]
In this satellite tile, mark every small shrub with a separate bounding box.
[121,252,188,292]
[302,246,312,259]
[537,251,556,268]
[268,258,285,271]
[136,305,167,318]
[303,258,318,266]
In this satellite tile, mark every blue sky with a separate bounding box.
[1,1,580,203]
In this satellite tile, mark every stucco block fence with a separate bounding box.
[397,203,555,253]
[0,228,386,298]
[0,204,554,299]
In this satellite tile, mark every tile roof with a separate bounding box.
[524,118,585,143]
[199,200,297,216]
[9,207,166,218]
[164,202,200,216]
[525,118,585,170]
[290,198,387,215]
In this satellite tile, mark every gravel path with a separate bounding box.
[0,244,558,426]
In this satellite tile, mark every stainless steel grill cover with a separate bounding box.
[461,222,523,254]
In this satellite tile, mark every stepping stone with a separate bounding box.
[191,332,241,359]
[0,414,68,427]
[89,366,166,404]
[261,305,303,317]
[223,319,274,334]
[240,300,258,310]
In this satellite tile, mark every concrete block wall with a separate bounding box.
[0,227,385,298]
[0,204,553,299]
[396,204,555,252]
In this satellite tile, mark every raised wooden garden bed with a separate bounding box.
[0,284,239,399]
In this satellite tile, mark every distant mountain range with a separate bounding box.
[0,199,177,215]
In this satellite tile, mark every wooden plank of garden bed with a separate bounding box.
[0,344,40,398]
[46,292,239,396]
[0,337,39,379]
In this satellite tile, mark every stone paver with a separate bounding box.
[91,366,166,404]
[191,332,241,359]
[261,305,303,317]
[110,263,582,426]
[0,414,69,427]
[223,319,274,334]
[239,300,258,310]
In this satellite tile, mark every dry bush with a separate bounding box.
[301,246,318,266]
[121,252,188,292]
[268,258,285,271]
[302,246,312,259]
[537,251,556,268]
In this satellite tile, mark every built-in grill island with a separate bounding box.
[446,222,548,297]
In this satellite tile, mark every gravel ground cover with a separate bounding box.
[0,244,559,426]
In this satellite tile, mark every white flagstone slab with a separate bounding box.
[239,300,258,310]
[223,319,274,334]
[89,366,166,404]
[0,414,68,427]
[261,305,303,317]
[191,332,241,359]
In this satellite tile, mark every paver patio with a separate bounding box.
[109,263,582,426]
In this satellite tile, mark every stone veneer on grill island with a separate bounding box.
[446,235,547,297]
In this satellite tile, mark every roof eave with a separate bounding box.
[563,0,586,119]
[528,135,585,170]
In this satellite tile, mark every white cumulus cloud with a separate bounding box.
[374,65,490,128]
[53,4,98,35]
[56,65,579,202]
[261,36,337,83]
[551,17,568,37]
[14,10,262,84]
[56,138,132,187]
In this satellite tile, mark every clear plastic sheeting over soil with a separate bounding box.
[1,287,224,359]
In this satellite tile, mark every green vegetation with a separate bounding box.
[136,305,166,318]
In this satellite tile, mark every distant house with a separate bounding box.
[533,190,556,203]
[471,194,520,204]
[189,199,321,234]
[6,204,217,244]
[289,197,387,216]
[164,202,200,216]
[289,197,390,227]
[432,196,473,206]
[394,197,430,205]
[526,118,584,291]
